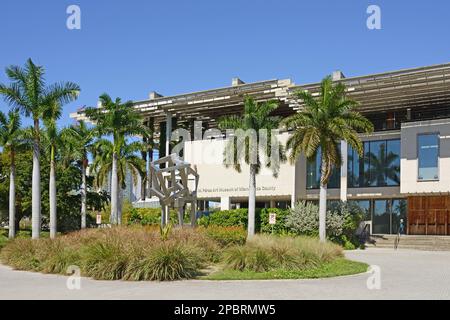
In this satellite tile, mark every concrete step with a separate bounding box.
[366,235,450,251]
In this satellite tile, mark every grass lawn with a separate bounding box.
[202,258,368,280]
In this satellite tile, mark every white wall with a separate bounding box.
[184,132,296,200]
[401,119,450,194]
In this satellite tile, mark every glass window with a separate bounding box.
[386,140,401,186]
[373,200,391,234]
[348,139,401,188]
[418,134,439,181]
[306,148,341,189]
[391,199,407,234]
[349,200,371,221]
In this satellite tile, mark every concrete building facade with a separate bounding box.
[71,63,450,235]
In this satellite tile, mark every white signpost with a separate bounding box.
[96,213,102,225]
[269,213,277,234]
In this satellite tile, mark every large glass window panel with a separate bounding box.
[418,134,439,181]
[367,141,387,187]
[386,140,401,186]
[391,199,407,234]
[349,200,371,221]
[306,148,341,189]
[348,139,400,188]
[373,200,390,234]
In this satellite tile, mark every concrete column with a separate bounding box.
[220,196,231,211]
[340,140,348,202]
[270,200,276,208]
[165,111,172,157]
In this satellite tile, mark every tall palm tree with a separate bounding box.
[282,76,373,242]
[91,138,145,224]
[0,110,23,238]
[218,96,285,238]
[85,94,148,224]
[64,121,96,229]
[42,100,65,239]
[0,59,79,239]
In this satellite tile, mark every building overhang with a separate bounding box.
[288,63,450,114]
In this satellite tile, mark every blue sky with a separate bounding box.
[0,0,449,127]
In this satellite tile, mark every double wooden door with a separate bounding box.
[408,196,450,235]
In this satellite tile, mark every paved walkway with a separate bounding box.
[0,248,449,300]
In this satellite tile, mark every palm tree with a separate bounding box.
[283,76,373,241]
[64,121,96,229]
[0,110,23,238]
[0,59,80,239]
[85,94,149,225]
[42,101,65,239]
[218,96,285,238]
[91,137,145,224]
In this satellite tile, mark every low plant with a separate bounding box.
[223,234,342,273]
[199,226,246,247]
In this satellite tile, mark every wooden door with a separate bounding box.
[408,196,450,235]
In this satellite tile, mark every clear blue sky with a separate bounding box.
[0,0,449,127]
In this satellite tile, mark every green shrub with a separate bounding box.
[198,209,262,230]
[285,201,345,238]
[126,208,181,226]
[223,235,342,273]
[199,226,246,247]
[260,208,289,234]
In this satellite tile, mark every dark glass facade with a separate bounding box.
[306,148,341,189]
[349,199,407,234]
[348,139,401,188]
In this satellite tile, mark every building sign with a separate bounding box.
[269,213,277,225]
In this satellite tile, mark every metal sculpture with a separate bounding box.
[149,154,199,227]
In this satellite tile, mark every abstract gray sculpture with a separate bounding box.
[149,154,199,227]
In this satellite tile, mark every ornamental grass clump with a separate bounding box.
[223,234,343,273]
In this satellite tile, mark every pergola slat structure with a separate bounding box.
[287,63,450,114]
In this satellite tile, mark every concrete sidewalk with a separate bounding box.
[0,248,449,300]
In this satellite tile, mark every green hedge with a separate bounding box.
[126,208,182,226]
[260,208,290,234]
[198,208,290,234]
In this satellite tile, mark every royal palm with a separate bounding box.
[218,96,285,238]
[65,121,96,229]
[91,137,145,223]
[0,110,23,238]
[0,59,79,238]
[282,76,373,242]
[85,94,148,224]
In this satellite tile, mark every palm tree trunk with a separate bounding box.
[81,158,87,229]
[117,187,123,225]
[110,152,119,225]
[148,148,153,197]
[319,160,328,242]
[49,146,57,239]
[140,140,147,201]
[248,164,257,237]
[8,151,16,239]
[32,118,41,239]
